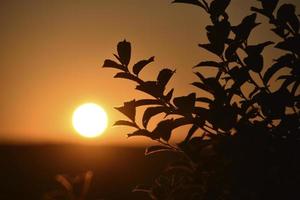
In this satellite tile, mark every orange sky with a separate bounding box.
[0,0,299,145]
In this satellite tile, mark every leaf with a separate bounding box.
[196,97,213,104]
[194,61,224,68]
[275,35,300,55]
[225,42,241,61]
[152,119,175,141]
[205,19,230,52]
[204,78,225,98]
[135,99,162,107]
[173,93,196,114]
[291,81,300,95]
[102,59,126,71]
[172,117,193,128]
[136,81,163,98]
[251,0,279,17]
[172,0,206,10]
[113,120,138,128]
[254,89,292,119]
[156,68,175,88]
[194,72,206,82]
[199,43,224,56]
[145,145,173,156]
[142,106,169,128]
[182,124,199,143]
[263,54,295,83]
[132,56,154,76]
[244,54,264,73]
[277,4,299,33]
[232,13,260,42]
[229,66,250,86]
[192,82,213,94]
[127,129,153,139]
[209,0,231,19]
[117,40,131,66]
[279,76,295,90]
[114,100,136,122]
[208,104,238,131]
[114,72,143,84]
[260,0,279,15]
[245,41,274,55]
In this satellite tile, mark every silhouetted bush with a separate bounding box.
[103,0,300,199]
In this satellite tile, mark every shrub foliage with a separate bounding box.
[103,0,300,199]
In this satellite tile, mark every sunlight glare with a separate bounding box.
[72,103,108,138]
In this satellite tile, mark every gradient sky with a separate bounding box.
[0,0,299,145]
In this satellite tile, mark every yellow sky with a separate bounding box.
[0,0,299,145]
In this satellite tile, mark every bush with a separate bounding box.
[103,0,300,199]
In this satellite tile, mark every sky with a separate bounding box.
[0,0,299,145]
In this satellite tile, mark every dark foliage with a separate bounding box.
[103,0,300,199]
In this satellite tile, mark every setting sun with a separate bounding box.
[72,103,108,138]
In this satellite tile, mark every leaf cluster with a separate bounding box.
[102,0,300,199]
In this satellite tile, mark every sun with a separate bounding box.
[72,103,108,138]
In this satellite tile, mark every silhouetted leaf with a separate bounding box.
[127,129,153,139]
[114,120,138,128]
[194,61,224,68]
[152,119,175,141]
[229,66,250,86]
[208,104,237,131]
[135,99,162,107]
[254,89,293,119]
[114,72,143,84]
[117,40,131,66]
[143,106,170,128]
[172,0,206,10]
[232,13,260,42]
[196,97,213,104]
[245,41,274,55]
[291,59,300,76]
[115,100,136,122]
[277,4,299,34]
[102,59,126,71]
[251,0,279,17]
[173,93,196,114]
[291,81,300,95]
[145,145,174,156]
[209,0,231,21]
[157,68,175,88]
[225,42,241,61]
[206,19,231,46]
[183,124,199,143]
[194,106,208,116]
[279,76,295,90]
[192,82,213,94]
[198,43,224,56]
[133,56,155,76]
[244,54,264,73]
[263,54,295,83]
[194,72,206,82]
[204,78,225,98]
[136,81,164,98]
[275,35,300,55]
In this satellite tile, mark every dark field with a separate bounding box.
[0,144,173,200]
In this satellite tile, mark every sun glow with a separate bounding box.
[72,103,108,138]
